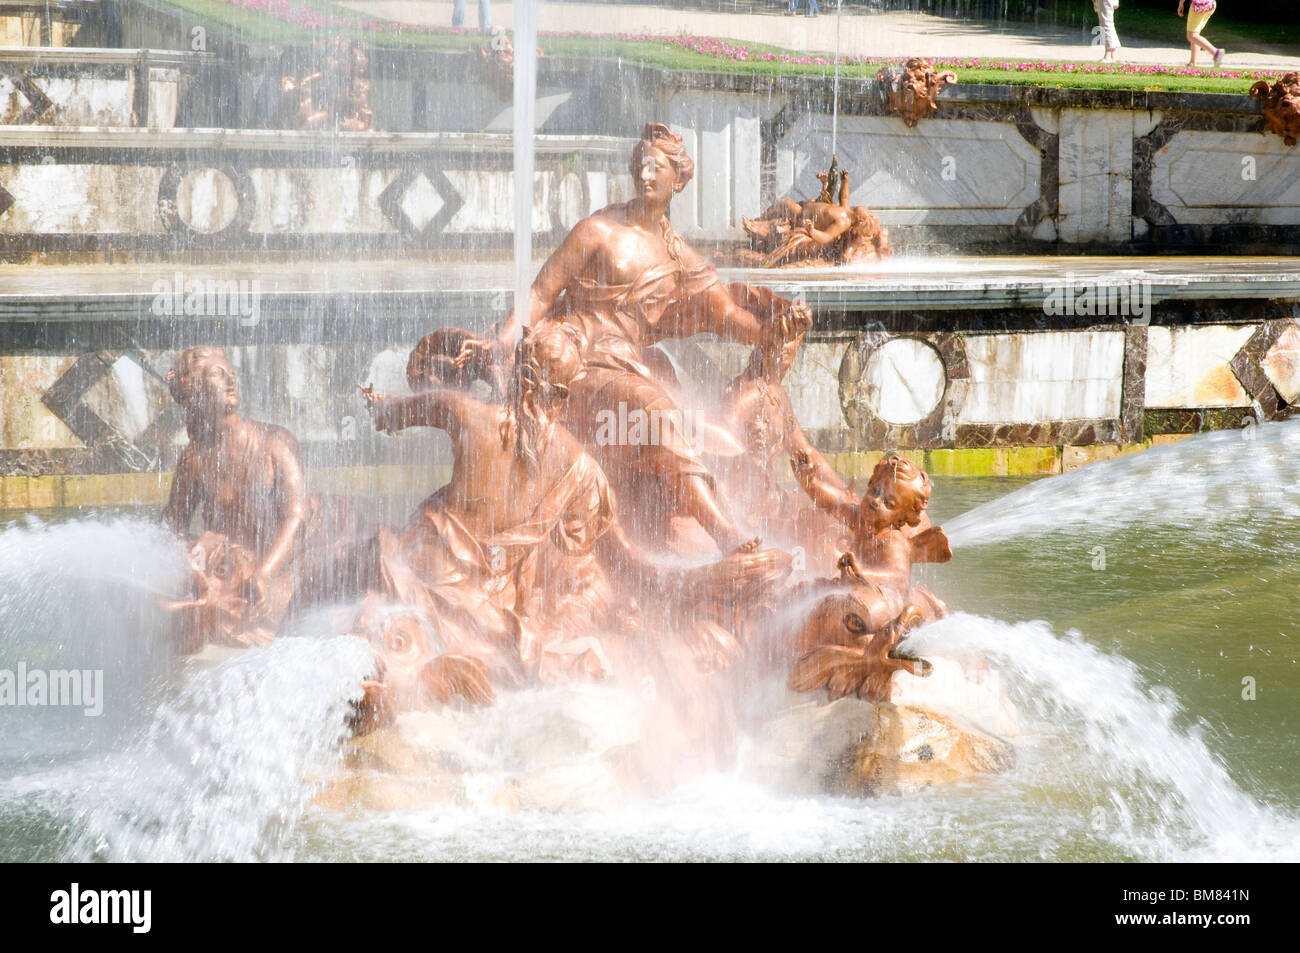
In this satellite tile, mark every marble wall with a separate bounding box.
[4,56,1294,254]
[6,316,1298,488]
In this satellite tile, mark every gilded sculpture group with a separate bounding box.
[162,124,951,732]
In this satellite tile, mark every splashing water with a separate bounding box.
[0,517,372,861]
[2,435,1297,861]
[0,517,187,761]
[906,614,1300,862]
[59,636,372,862]
[946,420,1300,549]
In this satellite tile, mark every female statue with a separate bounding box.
[459,123,810,556]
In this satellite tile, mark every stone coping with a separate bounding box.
[0,125,633,155]
[0,45,210,68]
[0,441,1199,511]
[2,257,1294,324]
[530,58,1269,115]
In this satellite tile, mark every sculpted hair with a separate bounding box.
[500,326,584,473]
[167,346,235,406]
[849,206,881,240]
[866,453,931,499]
[629,122,694,190]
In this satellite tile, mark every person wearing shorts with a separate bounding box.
[1093,0,1121,61]
[1178,0,1224,68]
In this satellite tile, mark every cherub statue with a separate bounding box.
[714,282,857,573]
[785,454,951,702]
[731,157,891,268]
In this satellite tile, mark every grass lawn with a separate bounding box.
[148,0,1291,94]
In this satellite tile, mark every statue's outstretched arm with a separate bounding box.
[363,386,474,438]
[787,418,857,519]
[659,281,768,347]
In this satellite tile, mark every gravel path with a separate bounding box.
[338,3,1300,71]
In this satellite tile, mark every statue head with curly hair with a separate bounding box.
[500,325,586,473]
[629,122,694,203]
[862,453,932,531]
[167,346,240,421]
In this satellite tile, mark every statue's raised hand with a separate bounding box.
[453,335,495,370]
[359,382,400,433]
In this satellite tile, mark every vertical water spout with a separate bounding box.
[513,0,541,345]
[831,0,843,156]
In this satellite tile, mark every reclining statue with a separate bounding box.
[726,156,892,268]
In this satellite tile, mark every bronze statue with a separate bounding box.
[477,35,544,102]
[161,346,361,651]
[714,283,857,572]
[279,37,374,132]
[726,157,892,268]
[877,57,957,128]
[350,325,791,726]
[152,127,993,794]
[455,122,811,557]
[1251,72,1300,147]
[785,455,951,702]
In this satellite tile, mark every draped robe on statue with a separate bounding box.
[543,224,725,546]
[370,452,619,686]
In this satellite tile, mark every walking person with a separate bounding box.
[1093,0,1121,62]
[1177,0,1224,68]
[787,0,820,15]
[452,0,491,30]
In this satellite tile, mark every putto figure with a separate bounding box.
[278,36,374,132]
[785,454,951,702]
[715,282,858,571]
[730,156,892,268]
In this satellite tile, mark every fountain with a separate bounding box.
[1,3,1298,866]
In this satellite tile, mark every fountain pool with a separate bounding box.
[2,423,1297,862]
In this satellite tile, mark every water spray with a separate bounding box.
[513,0,541,346]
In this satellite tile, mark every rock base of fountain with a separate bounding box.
[312,661,1016,813]
[742,674,1015,799]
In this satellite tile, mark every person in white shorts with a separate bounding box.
[1093,0,1121,62]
